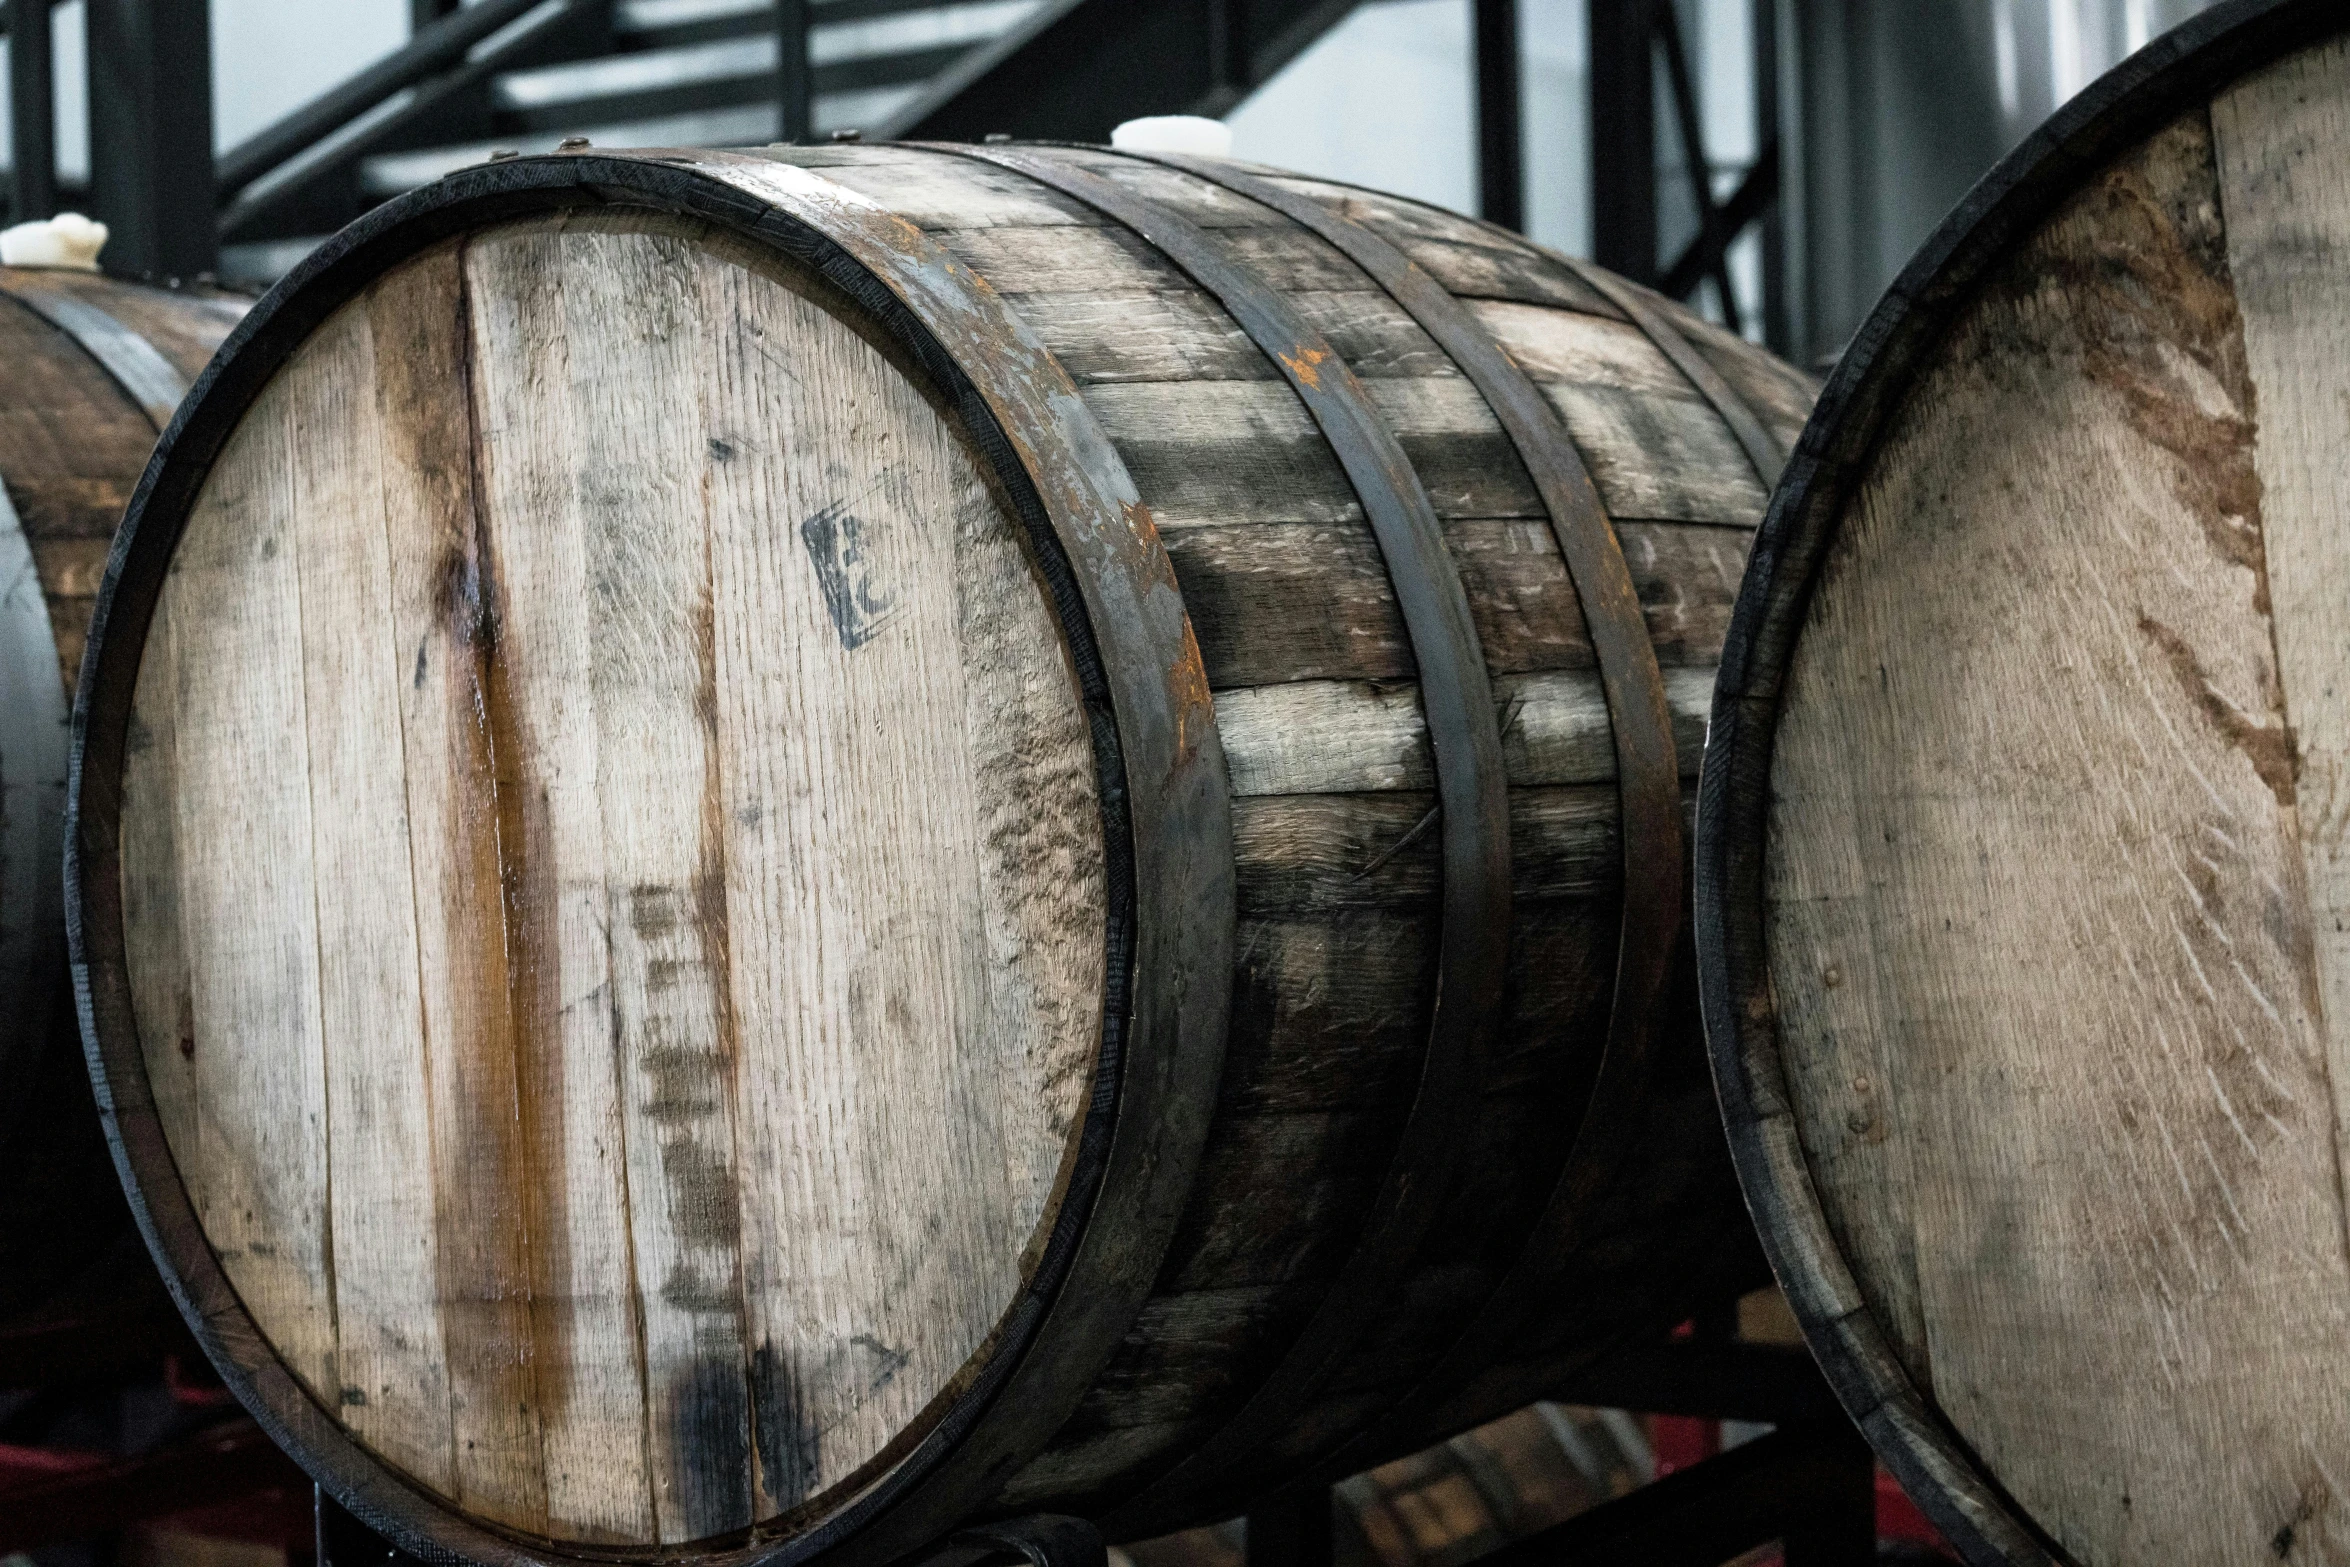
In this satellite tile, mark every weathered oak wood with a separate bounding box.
[76,144,1807,1559]
[1700,10,2350,1566]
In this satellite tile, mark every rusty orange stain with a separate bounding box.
[1121,498,1184,592]
[1122,497,1164,550]
[1169,620,1214,767]
[1277,344,1329,389]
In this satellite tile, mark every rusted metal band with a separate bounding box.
[1547,255,1788,489]
[929,142,1515,1520]
[0,276,189,431]
[1115,150,1690,1489]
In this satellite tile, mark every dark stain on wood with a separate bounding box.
[751,1341,821,1509]
[2140,593,2299,808]
[800,500,899,651]
[694,488,756,1523]
[657,1137,739,1252]
[638,1045,725,1121]
[381,239,561,1515]
[2026,113,2276,618]
[470,256,579,1452]
[668,1358,753,1538]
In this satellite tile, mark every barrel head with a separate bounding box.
[108,212,1108,1549]
[1703,6,2350,1564]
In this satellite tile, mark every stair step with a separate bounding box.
[491,0,1035,135]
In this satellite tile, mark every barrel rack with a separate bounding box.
[289,1322,1880,1567]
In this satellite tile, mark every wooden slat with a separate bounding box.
[696,228,1103,1516]
[1214,666,1713,797]
[369,241,553,1537]
[1008,288,1454,384]
[284,301,455,1496]
[462,219,654,1543]
[1082,378,1762,530]
[137,369,338,1400]
[1766,104,2350,1567]
[1663,303,1818,451]
[1234,788,1617,916]
[773,146,1093,228]
[938,223,1368,295]
[1261,177,1624,314]
[1166,519,1749,688]
[559,219,750,1543]
[2213,49,2350,1563]
[121,595,198,1302]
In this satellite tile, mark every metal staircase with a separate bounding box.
[1,0,1382,284]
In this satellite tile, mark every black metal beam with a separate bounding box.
[887,0,1360,142]
[85,0,216,279]
[779,0,813,141]
[1479,1419,1877,1567]
[1588,0,1656,282]
[6,0,55,221]
[410,0,459,31]
[1752,0,1789,354]
[1652,0,1738,332]
[496,43,960,135]
[1473,0,1521,231]
[1659,134,1778,302]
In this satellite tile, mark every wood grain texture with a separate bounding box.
[115,215,1105,1547]
[2211,39,2350,1563]
[1764,98,2350,1567]
[95,143,1812,1551]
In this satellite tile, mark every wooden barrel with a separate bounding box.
[0,265,243,1347]
[67,144,1812,1562]
[1697,2,2350,1563]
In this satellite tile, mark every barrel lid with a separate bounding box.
[68,153,1231,1564]
[1699,3,2350,1564]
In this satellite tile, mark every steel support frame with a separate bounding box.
[6,0,58,223]
[1474,0,1523,231]
[889,0,1360,142]
[779,0,814,141]
[1235,1330,1876,1567]
[84,0,216,280]
[1588,0,1789,353]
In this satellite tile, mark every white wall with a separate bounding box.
[1223,0,1591,259]
[1225,0,1476,219]
[211,0,407,153]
